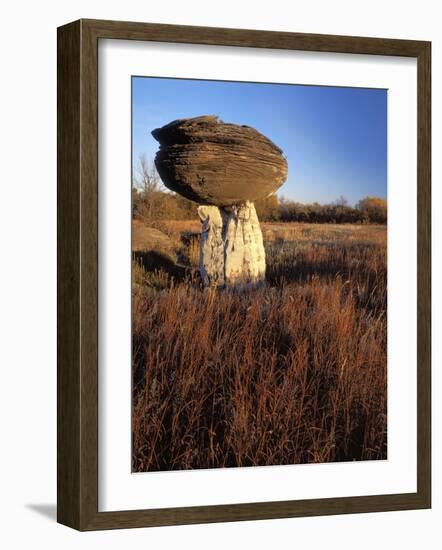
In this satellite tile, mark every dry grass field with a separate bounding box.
[132,221,387,472]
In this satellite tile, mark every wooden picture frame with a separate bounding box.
[57,18,431,530]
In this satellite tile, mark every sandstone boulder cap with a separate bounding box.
[152,116,288,206]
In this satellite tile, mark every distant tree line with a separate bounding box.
[132,156,387,225]
[276,195,387,224]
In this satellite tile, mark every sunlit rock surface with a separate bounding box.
[152,115,288,207]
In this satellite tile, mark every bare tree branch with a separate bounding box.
[134,154,163,193]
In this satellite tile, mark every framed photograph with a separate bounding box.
[57,19,431,530]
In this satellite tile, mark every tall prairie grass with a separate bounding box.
[132,223,387,472]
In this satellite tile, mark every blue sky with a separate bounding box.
[132,77,387,205]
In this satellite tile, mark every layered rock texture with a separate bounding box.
[151,116,288,287]
[152,115,287,207]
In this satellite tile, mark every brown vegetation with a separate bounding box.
[133,189,387,225]
[132,222,387,472]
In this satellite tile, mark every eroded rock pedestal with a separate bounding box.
[198,201,266,287]
[152,116,287,287]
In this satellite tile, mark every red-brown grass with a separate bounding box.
[132,223,387,471]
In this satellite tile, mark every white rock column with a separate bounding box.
[198,201,266,288]
[198,205,225,287]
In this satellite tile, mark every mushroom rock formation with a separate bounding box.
[152,115,287,206]
[152,116,288,287]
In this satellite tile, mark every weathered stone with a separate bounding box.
[152,115,288,206]
[198,205,225,287]
[223,201,266,286]
[132,222,176,258]
[197,202,266,287]
[132,222,177,271]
